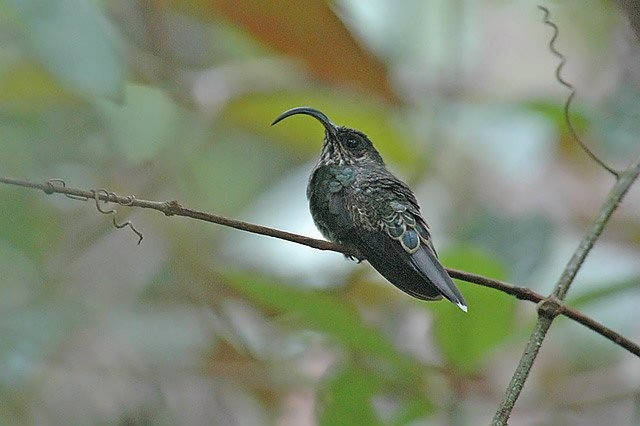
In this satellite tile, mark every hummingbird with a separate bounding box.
[272,107,467,312]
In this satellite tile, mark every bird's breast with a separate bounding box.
[307,165,358,243]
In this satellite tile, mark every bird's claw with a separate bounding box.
[344,253,365,263]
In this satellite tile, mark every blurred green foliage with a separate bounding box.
[433,248,513,376]
[0,0,638,424]
[6,0,125,99]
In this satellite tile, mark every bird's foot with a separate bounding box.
[344,251,365,263]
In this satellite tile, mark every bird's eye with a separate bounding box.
[345,135,364,151]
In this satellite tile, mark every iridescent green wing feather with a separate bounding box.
[381,200,435,255]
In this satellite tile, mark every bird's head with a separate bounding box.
[272,107,385,168]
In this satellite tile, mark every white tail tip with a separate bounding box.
[457,302,468,313]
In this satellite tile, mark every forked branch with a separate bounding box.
[491,8,640,425]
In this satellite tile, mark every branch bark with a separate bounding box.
[1,176,638,359]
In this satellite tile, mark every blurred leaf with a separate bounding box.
[7,0,125,99]
[319,361,436,426]
[592,84,640,161]
[0,115,38,174]
[103,306,211,368]
[0,104,104,171]
[458,210,554,284]
[0,241,42,310]
[223,92,419,169]
[0,300,85,389]
[0,62,76,109]
[525,99,589,137]
[524,99,602,170]
[167,0,396,101]
[0,190,60,262]
[185,128,293,213]
[431,247,515,375]
[569,277,640,308]
[224,273,411,372]
[390,393,436,426]
[95,84,185,162]
[319,362,384,426]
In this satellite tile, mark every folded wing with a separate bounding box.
[355,200,467,310]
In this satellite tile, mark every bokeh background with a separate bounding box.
[1,0,639,424]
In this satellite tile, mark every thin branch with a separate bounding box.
[1,176,345,253]
[450,267,639,357]
[538,5,620,178]
[492,152,640,425]
[1,176,638,358]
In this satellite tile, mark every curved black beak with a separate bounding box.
[271,107,338,138]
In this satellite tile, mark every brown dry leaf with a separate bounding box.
[167,0,398,101]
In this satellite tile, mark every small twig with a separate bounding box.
[1,176,638,358]
[449,268,639,357]
[538,5,620,178]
